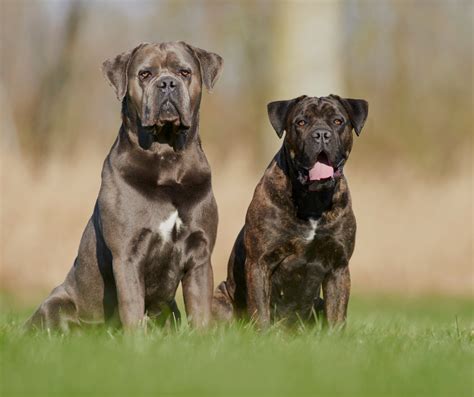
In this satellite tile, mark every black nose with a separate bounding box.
[312,129,332,143]
[158,77,177,94]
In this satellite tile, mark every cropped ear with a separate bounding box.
[181,42,223,91]
[330,95,368,136]
[267,95,307,138]
[101,43,146,101]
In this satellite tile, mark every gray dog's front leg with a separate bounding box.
[113,259,145,331]
[182,262,213,328]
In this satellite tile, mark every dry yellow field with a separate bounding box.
[1,149,472,302]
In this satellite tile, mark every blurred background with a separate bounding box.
[0,0,472,306]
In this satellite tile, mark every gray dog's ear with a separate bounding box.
[102,43,146,101]
[267,95,307,138]
[330,95,368,136]
[181,42,223,91]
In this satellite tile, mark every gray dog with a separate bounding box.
[26,41,223,331]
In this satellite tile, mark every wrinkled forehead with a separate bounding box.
[129,42,198,72]
[291,97,344,119]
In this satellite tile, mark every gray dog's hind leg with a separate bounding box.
[212,281,234,323]
[25,285,79,332]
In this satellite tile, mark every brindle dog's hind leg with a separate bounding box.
[212,281,234,323]
[25,285,79,332]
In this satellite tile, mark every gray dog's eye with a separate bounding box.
[333,118,343,126]
[138,70,151,80]
[180,69,191,78]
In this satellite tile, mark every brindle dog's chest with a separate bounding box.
[269,220,343,321]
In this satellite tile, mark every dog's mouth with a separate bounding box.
[156,101,181,128]
[297,152,344,188]
[308,152,334,182]
[143,101,191,134]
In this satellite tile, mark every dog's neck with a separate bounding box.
[120,99,201,153]
[277,144,340,220]
[110,100,212,188]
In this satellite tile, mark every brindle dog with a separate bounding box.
[213,95,368,328]
[26,42,223,331]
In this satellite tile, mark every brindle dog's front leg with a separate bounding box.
[322,266,351,327]
[245,259,271,329]
[113,258,145,331]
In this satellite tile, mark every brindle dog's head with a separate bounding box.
[268,95,368,189]
[102,41,223,136]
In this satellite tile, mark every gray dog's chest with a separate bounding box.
[99,174,200,302]
[145,208,185,246]
[127,203,189,299]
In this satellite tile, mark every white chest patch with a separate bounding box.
[158,210,182,243]
[305,219,318,241]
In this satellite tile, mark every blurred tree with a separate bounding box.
[264,1,343,162]
[0,0,471,173]
[342,0,472,172]
[27,1,84,167]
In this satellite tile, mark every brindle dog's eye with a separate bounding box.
[333,118,343,126]
[138,71,151,80]
[296,120,306,127]
[180,69,191,78]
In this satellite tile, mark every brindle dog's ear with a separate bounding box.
[330,95,368,136]
[181,42,223,91]
[102,43,146,101]
[267,95,307,138]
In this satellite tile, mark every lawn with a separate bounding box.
[0,295,472,397]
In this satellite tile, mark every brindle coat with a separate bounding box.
[26,42,223,331]
[213,95,368,328]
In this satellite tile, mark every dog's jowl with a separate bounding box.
[213,95,368,329]
[26,42,223,331]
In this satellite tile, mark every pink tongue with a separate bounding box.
[309,161,334,181]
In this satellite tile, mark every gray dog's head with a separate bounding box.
[102,41,223,133]
[268,95,368,187]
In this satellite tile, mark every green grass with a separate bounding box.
[1,295,473,397]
